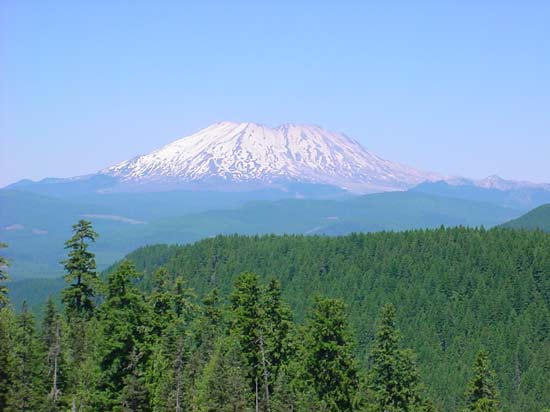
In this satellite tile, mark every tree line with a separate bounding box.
[0,222,546,411]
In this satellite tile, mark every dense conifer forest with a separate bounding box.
[1,223,549,411]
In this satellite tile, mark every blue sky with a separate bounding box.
[1,1,549,186]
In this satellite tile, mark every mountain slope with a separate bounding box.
[412,179,550,210]
[114,229,548,412]
[102,121,438,192]
[1,188,521,280]
[500,204,550,232]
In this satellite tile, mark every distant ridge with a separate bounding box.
[500,204,550,232]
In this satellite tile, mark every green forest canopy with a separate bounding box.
[1,225,549,411]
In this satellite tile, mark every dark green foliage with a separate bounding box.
[62,220,99,318]
[5,302,45,412]
[96,260,150,410]
[123,228,550,411]
[304,297,360,411]
[464,351,500,412]
[229,273,294,410]
[194,336,252,412]
[0,306,16,410]
[368,304,431,412]
[2,223,550,411]
[1,187,522,281]
[230,272,265,391]
[41,298,67,411]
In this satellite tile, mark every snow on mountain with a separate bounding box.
[444,175,550,191]
[102,121,439,193]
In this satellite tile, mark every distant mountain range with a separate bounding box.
[6,122,549,199]
[2,121,550,283]
[9,122,440,193]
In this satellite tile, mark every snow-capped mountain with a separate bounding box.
[102,121,439,193]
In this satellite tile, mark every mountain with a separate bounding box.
[500,204,550,232]
[412,176,550,211]
[101,121,439,193]
[1,188,521,280]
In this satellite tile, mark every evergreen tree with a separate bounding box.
[41,298,67,411]
[194,336,252,412]
[230,273,266,397]
[5,302,44,412]
[263,279,293,384]
[464,350,500,412]
[146,269,195,412]
[61,220,100,411]
[120,346,149,412]
[0,304,16,411]
[368,304,432,412]
[61,220,98,319]
[304,296,359,412]
[96,260,151,410]
[0,242,9,308]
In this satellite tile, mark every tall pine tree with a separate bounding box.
[96,260,151,411]
[368,304,432,412]
[5,302,44,412]
[0,301,16,411]
[62,220,98,319]
[304,296,359,412]
[41,297,67,411]
[464,350,500,412]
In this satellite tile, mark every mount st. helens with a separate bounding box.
[101,121,439,193]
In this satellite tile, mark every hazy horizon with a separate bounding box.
[1,2,549,186]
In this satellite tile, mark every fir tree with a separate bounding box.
[120,346,149,412]
[61,220,98,319]
[194,336,252,412]
[0,304,16,411]
[230,273,265,396]
[368,304,432,412]
[304,296,359,412]
[5,302,44,412]
[96,260,151,410]
[41,297,66,411]
[146,270,195,412]
[263,279,293,385]
[464,350,500,412]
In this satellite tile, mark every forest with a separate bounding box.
[1,222,549,412]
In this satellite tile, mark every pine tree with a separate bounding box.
[61,220,101,412]
[96,260,151,410]
[194,336,252,412]
[0,243,10,309]
[5,302,44,412]
[0,304,16,411]
[464,350,500,412]
[61,220,98,319]
[368,304,432,412]
[263,279,293,385]
[147,270,195,412]
[120,346,149,412]
[41,298,67,411]
[304,296,359,412]
[230,273,265,396]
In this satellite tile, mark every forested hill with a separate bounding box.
[119,228,550,412]
[500,203,550,232]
